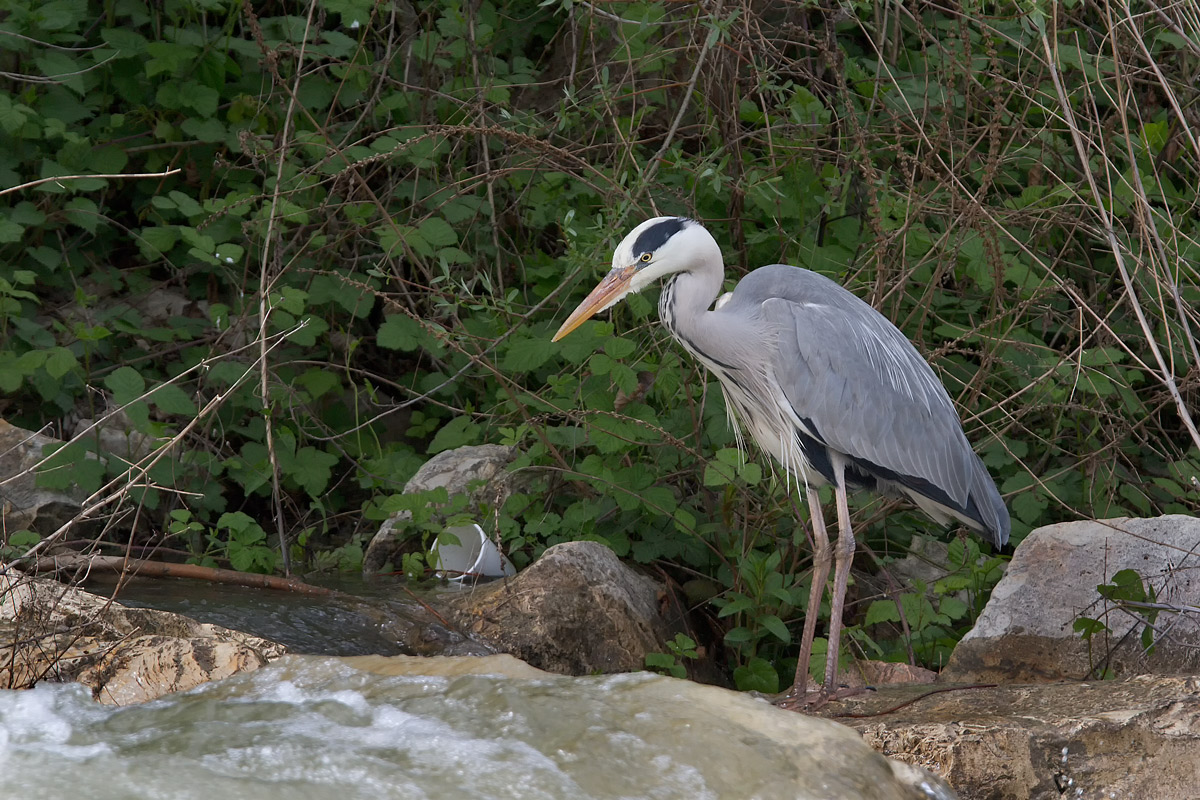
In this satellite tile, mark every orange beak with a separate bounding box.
[552,264,638,342]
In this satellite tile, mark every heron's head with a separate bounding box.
[552,216,718,341]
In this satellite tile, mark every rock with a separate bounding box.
[0,420,85,535]
[890,536,960,587]
[340,654,957,800]
[835,674,1200,800]
[945,515,1200,683]
[343,652,551,679]
[363,444,519,574]
[0,565,285,704]
[443,540,679,676]
[845,660,939,688]
[69,406,157,464]
[78,635,270,705]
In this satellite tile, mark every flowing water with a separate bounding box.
[2,580,954,799]
[86,575,418,655]
[0,656,931,800]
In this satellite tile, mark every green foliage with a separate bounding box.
[202,512,282,575]
[645,633,699,679]
[1075,568,1160,677]
[733,655,782,694]
[859,538,1007,669]
[0,530,41,561]
[2,0,1197,692]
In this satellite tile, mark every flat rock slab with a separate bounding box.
[946,515,1200,683]
[1,565,286,703]
[831,674,1200,800]
[79,634,270,705]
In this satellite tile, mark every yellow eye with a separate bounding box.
[640,253,652,263]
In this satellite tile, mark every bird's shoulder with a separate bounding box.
[727,264,957,414]
[721,264,890,346]
[724,263,854,310]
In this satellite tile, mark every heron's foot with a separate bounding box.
[774,687,828,712]
[774,683,869,713]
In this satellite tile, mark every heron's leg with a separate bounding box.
[823,457,856,693]
[789,484,831,698]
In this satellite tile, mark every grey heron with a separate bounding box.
[552,216,1010,706]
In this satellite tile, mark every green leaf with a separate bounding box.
[0,218,22,243]
[428,416,481,454]
[732,657,780,693]
[758,613,791,643]
[1097,569,1147,603]
[1012,489,1047,525]
[638,486,677,516]
[63,198,100,233]
[105,366,145,404]
[502,335,556,372]
[722,625,753,644]
[90,145,128,174]
[604,336,636,360]
[0,354,23,393]
[35,53,86,93]
[34,0,87,31]
[145,42,198,77]
[287,315,328,347]
[378,315,422,351]
[37,442,106,494]
[297,368,340,400]
[587,415,642,454]
[938,596,969,621]
[717,596,754,617]
[148,382,197,416]
[588,353,614,376]
[703,458,734,486]
[864,599,901,626]
[556,321,607,364]
[101,27,148,54]
[139,226,180,256]
[286,446,339,495]
[43,347,77,379]
[739,461,762,486]
[418,217,457,248]
[181,117,226,142]
[1141,623,1155,654]
[1073,617,1108,639]
[644,652,682,677]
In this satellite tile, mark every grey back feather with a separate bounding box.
[717,264,1010,545]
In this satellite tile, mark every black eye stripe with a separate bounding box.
[632,217,687,261]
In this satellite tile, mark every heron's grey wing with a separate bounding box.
[738,267,1007,542]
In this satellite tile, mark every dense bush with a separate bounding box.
[1,0,1196,689]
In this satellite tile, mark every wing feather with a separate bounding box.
[720,265,1007,542]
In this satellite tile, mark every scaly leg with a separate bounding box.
[823,455,856,693]
[778,485,831,709]
[796,486,832,694]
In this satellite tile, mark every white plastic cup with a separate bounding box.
[431,523,516,582]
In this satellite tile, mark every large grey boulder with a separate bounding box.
[946,515,1200,682]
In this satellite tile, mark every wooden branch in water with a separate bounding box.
[34,553,333,596]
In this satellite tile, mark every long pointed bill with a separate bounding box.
[552,264,638,342]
